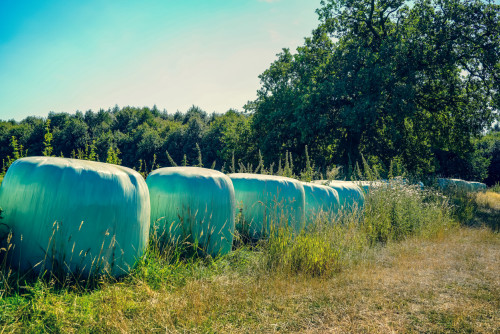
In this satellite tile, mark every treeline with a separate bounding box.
[0,104,498,184]
[0,106,254,174]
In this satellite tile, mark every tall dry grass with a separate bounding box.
[476,191,500,211]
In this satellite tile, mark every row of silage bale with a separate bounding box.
[0,157,150,277]
[437,178,487,192]
[0,157,364,277]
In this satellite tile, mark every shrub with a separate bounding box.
[363,180,456,244]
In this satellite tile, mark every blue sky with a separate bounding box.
[0,0,321,121]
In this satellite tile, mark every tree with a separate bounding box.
[42,119,53,156]
[475,127,500,185]
[205,110,254,168]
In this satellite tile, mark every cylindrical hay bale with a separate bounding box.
[229,173,305,239]
[146,167,235,257]
[0,157,150,277]
[302,182,340,225]
[313,180,365,212]
[437,178,452,190]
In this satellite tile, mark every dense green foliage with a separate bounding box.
[249,0,499,179]
[474,126,500,185]
[0,106,254,174]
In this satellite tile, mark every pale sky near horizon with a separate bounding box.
[0,0,321,121]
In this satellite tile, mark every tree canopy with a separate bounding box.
[249,0,499,178]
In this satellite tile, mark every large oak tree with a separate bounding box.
[249,0,499,178]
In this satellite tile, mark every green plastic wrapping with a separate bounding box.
[438,178,486,192]
[147,167,235,257]
[0,157,150,277]
[313,180,365,212]
[229,173,305,239]
[302,182,340,225]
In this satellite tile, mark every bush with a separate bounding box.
[265,214,351,277]
[363,180,456,244]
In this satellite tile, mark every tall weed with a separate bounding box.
[266,180,457,277]
[363,180,456,244]
[488,183,500,194]
[265,209,368,277]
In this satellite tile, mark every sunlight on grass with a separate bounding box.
[476,191,500,211]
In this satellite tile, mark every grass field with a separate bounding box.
[0,182,499,333]
[1,227,498,333]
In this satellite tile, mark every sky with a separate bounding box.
[0,0,321,121]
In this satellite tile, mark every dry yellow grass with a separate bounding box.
[5,227,496,333]
[476,191,500,211]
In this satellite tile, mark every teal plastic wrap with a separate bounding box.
[229,173,305,239]
[302,182,340,225]
[0,157,150,277]
[147,167,235,257]
[356,182,371,194]
[313,180,365,212]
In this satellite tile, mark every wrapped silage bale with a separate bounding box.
[438,178,486,192]
[437,178,468,191]
[313,180,365,212]
[147,167,235,257]
[229,173,305,239]
[469,181,487,191]
[356,181,371,194]
[302,182,340,225]
[0,157,150,277]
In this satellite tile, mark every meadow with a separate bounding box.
[1,179,498,333]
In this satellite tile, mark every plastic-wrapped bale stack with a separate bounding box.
[313,180,365,212]
[438,178,486,192]
[0,157,150,277]
[469,181,487,191]
[229,173,305,239]
[302,182,340,225]
[438,178,468,191]
[147,167,235,257]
